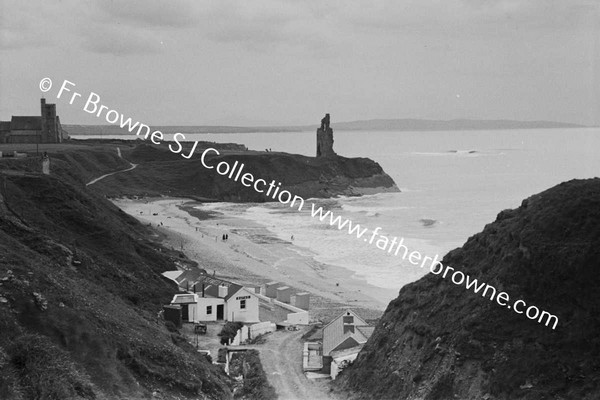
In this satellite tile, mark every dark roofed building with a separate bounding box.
[320,309,375,379]
[0,98,67,144]
[163,269,259,323]
[11,116,42,130]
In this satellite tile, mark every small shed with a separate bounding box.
[295,292,310,310]
[163,305,182,328]
[276,286,291,303]
[265,281,279,298]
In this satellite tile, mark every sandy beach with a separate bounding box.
[112,197,397,321]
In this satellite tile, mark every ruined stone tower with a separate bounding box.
[40,98,62,143]
[316,113,336,157]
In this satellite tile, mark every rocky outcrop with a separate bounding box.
[93,145,400,201]
[335,179,600,400]
[316,127,336,157]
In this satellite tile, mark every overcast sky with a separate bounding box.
[0,0,598,126]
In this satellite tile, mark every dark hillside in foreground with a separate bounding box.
[0,155,233,399]
[336,179,600,400]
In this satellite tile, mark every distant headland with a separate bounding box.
[64,118,587,136]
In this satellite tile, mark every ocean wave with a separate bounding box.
[409,149,504,157]
[341,204,410,215]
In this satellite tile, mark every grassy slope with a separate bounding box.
[0,152,233,399]
[93,143,396,201]
[335,179,600,400]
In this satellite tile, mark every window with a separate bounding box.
[240,299,246,309]
[206,306,212,315]
[343,314,354,334]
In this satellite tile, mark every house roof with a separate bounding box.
[330,336,361,354]
[199,275,244,301]
[330,345,364,360]
[11,116,42,130]
[0,121,11,131]
[162,270,184,282]
[356,326,375,340]
[164,268,247,301]
[322,309,368,331]
[174,269,204,289]
[171,293,198,304]
[322,309,372,356]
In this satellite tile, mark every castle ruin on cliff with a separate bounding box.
[316,113,336,157]
[0,98,66,144]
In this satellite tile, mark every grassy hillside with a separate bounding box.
[0,153,233,399]
[92,143,398,201]
[335,179,600,400]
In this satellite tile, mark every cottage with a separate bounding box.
[164,270,259,323]
[321,309,375,379]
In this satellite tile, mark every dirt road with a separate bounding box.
[247,329,338,400]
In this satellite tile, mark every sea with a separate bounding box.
[73,128,600,292]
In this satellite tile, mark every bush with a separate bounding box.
[218,322,243,345]
[233,350,277,400]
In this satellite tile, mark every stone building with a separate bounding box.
[316,113,336,157]
[0,98,66,144]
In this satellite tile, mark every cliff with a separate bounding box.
[335,179,600,400]
[92,143,399,201]
[0,156,233,399]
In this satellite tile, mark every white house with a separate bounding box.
[321,309,375,379]
[166,271,259,323]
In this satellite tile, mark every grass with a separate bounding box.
[0,147,234,399]
[229,350,277,400]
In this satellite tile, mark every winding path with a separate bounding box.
[233,329,338,400]
[86,147,137,186]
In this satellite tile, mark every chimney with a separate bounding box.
[218,284,228,298]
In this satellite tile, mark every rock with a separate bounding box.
[519,381,534,389]
[32,292,48,311]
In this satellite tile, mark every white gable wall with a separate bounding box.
[226,288,259,323]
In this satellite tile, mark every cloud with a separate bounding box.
[0,0,58,50]
[1,0,597,58]
[79,26,164,56]
[335,0,599,37]
[93,0,199,28]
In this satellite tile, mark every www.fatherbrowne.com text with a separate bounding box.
[43,77,559,330]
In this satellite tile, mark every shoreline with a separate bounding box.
[113,197,397,321]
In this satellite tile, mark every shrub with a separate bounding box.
[234,350,277,400]
[218,322,243,345]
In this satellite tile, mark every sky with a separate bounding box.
[0,0,598,126]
